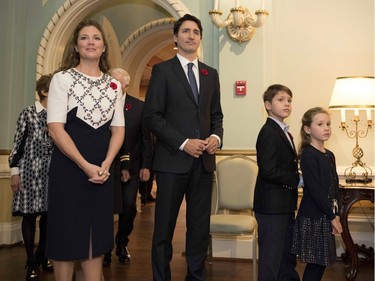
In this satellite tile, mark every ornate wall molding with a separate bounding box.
[121,18,176,97]
[36,0,189,79]
[0,150,11,156]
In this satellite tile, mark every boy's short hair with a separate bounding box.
[36,74,53,102]
[263,84,293,103]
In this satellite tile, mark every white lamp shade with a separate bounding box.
[329,76,375,110]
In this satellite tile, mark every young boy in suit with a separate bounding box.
[254,84,300,281]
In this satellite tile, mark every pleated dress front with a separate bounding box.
[45,68,124,260]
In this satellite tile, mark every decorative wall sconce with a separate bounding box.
[329,76,375,183]
[209,0,269,43]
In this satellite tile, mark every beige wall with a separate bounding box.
[216,0,374,171]
[0,177,12,222]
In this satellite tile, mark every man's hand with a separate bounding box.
[140,168,150,182]
[183,139,208,158]
[121,169,131,182]
[204,136,219,155]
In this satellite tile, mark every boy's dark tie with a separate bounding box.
[287,131,295,149]
[188,63,199,103]
[287,132,293,141]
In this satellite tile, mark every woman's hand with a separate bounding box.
[82,162,110,185]
[11,175,22,192]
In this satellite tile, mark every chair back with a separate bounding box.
[215,155,258,212]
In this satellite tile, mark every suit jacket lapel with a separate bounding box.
[268,118,297,155]
[289,133,296,152]
[171,56,198,106]
[198,61,206,107]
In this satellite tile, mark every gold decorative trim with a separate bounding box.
[336,76,374,79]
[0,150,11,155]
[216,149,256,156]
[329,105,374,109]
[209,6,269,43]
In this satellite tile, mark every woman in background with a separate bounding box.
[46,19,124,281]
[9,74,54,281]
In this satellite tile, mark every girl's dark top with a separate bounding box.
[298,145,340,220]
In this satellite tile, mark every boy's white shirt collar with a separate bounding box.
[35,100,46,113]
[268,116,289,132]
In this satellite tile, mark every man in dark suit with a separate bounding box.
[254,84,300,281]
[104,68,153,266]
[143,14,224,281]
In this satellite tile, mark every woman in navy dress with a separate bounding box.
[46,19,125,281]
[292,107,343,281]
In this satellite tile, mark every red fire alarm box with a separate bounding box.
[235,81,246,95]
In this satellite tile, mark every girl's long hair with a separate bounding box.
[298,107,329,156]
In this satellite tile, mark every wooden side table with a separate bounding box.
[339,183,374,281]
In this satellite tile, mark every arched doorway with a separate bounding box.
[36,0,192,98]
[120,18,176,99]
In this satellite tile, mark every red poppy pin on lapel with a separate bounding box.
[125,104,132,111]
[201,69,208,76]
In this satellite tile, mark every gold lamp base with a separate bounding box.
[344,144,373,184]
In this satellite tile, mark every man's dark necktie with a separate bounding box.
[188,63,199,103]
